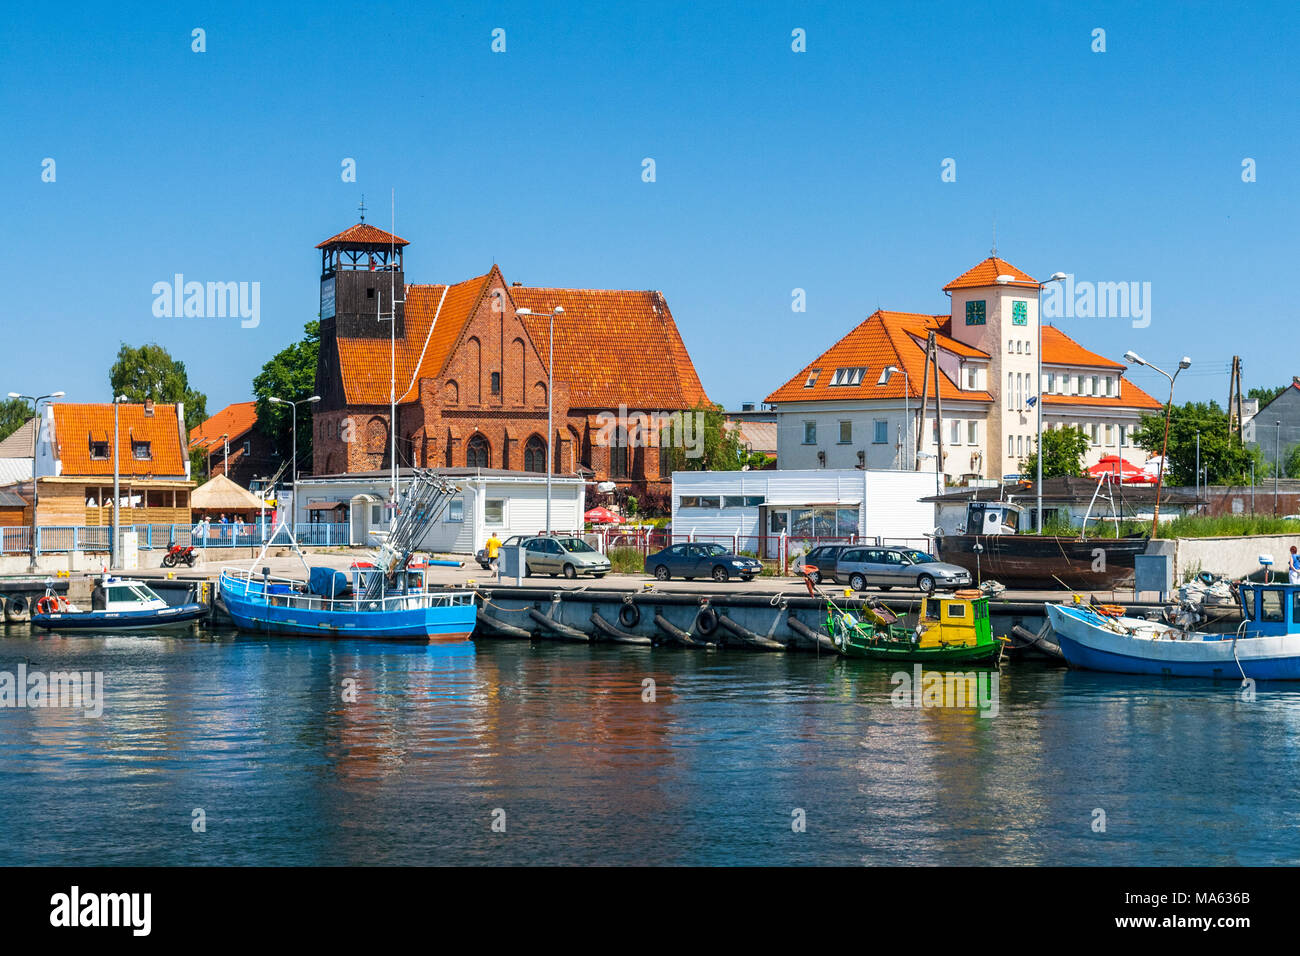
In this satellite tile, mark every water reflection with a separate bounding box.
[1,626,1299,864]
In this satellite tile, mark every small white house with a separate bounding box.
[671,468,936,557]
[293,467,586,553]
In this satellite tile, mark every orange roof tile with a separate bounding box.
[766,310,994,404]
[942,256,1038,292]
[512,288,710,409]
[189,402,258,449]
[316,223,409,249]
[1040,325,1125,369]
[52,403,187,477]
[1043,377,1163,410]
[336,271,495,405]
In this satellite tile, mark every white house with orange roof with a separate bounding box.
[766,256,1163,484]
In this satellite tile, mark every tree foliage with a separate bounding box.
[109,343,208,432]
[1021,426,1091,480]
[1248,384,1287,408]
[251,321,320,468]
[0,397,31,444]
[1131,401,1258,485]
[665,403,749,472]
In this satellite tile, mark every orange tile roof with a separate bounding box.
[189,401,258,449]
[766,310,994,404]
[942,256,1038,292]
[512,288,710,409]
[316,223,409,249]
[1040,325,1125,369]
[1043,377,1163,410]
[52,403,187,477]
[336,271,496,405]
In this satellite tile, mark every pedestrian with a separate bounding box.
[1289,545,1300,586]
[486,531,502,576]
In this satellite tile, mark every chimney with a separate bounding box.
[511,281,522,287]
[144,398,154,416]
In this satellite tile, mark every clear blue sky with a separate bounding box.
[3,1,1296,417]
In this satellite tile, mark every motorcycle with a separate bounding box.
[161,544,197,568]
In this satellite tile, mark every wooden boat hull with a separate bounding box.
[1046,602,1300,679]
[936,534,1147,589]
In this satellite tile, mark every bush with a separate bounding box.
[606,546,645,574]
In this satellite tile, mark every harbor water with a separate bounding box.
[1,627,1298,866]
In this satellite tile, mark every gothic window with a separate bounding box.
[467,434,490,468]
[524,434,547,472]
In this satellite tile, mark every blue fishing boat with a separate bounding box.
[217,470,477,641]
[32,576,207,632]
[1046,581,1300,680]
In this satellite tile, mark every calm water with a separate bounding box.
[0,626,1298,866]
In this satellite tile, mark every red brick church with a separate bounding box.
[311,222,710,494]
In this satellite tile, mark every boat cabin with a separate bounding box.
[916,594,992,648]
[1236,583,1300,636]
[961,501,1022,536]
[89,577,169,611]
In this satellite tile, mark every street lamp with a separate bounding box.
[268,395,320,528]
[877,365,910,470]
[1124,351,1191,536]
[7,389,65,570]
[515,305,564,533]
[111,395,127,570]
[1032,272,1067,533]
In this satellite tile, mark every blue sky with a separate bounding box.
[3,1,1296,417]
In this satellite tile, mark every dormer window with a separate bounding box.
[804,368,822,388]
[89,439,110,460]
[829,367,866,386]
[965,300,986,325]
[132,440,152,461]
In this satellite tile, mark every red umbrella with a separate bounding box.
[584,506,623,524]
[1087,455,1152,484]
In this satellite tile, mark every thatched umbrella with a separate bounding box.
[191,473,265,521]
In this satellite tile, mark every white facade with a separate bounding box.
[293,470,585,554]
[671,468,936,555]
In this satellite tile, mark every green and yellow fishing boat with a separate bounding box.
[805,566,1003,665]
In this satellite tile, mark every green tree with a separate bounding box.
[665,402,747,471]
[1248,384,1287,408]
[0,397,31,444]
[1021,426,1091,480]
[1132,401,1255,485]
[109,343,208,432]
[252,321,320,468]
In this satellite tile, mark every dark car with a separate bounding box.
[644,543,763,582]
[802,544,852,584]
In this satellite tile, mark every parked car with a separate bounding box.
[644,543,763,582]
[801,544,852,584]
[475,534,610,578]
[475,534,527,569]
[835,546,971,593]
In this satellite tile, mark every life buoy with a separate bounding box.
[1094,604,1126,617]
[618,602,641,628]
[696,606,719,635]
[35,596,58,615]
[953,589,983,600]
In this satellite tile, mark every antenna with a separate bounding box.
[990,214,997,257]
[358,194,367,221]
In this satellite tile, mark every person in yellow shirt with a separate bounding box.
[486,532,503,573]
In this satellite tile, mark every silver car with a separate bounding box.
[835,546,971,593]
[523,535,611,579]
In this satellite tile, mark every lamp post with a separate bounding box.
[1123,351,1190,537]
[515,305,564,533]
[7,390,65,571]
[1026,272,1067,533]
[877,365,910,470]
[111,395,127,570]
[268,395,320,530]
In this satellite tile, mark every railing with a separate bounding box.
[11,523,352,555]
[219,568,474,612]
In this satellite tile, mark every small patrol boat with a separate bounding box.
[31,574,207,631]
[803,567,1003,665]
